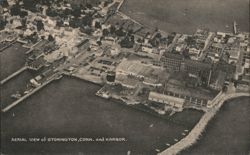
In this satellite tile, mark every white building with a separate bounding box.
[148,92,185,110]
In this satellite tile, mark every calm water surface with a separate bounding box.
[121,0,249,34]
[0,42,29,80]
[181,97,250,155]
[2,77,201,155]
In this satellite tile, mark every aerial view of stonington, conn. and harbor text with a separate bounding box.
[0,0,249,154]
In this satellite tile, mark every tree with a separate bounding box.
[86,3,92,9]
[222,85,228,92]
[48,35,54,42]
[110,25,116,34]
[71,6,81,17]
[1,0,9,8]
[82,14,93,26]
[20,11,28,18]
[186,36,196,46]
[0,19,7,30]
[102,28,109,36]
[56,19,64,27]
[120,36,134,48]
[115,27,125,36]
[36,20,44,31]
[10,4,21,16]
[95,21,102,29]
[23,0,36,11]
[182,48,190,59]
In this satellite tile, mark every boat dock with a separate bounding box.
[1,74,62,113]
[0,40,16,52]
[1,66,27,85]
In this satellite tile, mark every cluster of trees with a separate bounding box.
[0,0,9,8]
[148,32,164,47]
[0,19,7,30]
[120,35,134,48]
[24,32,39,43]
[10,4,28,17]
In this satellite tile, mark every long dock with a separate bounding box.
[0,40,16,52]
[1,74,61,113]
[158,92,250,155]
[1,66,27,85]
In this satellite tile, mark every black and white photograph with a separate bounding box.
[0,0,249,154]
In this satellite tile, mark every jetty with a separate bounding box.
[0,40,16,52]
[158,92,250,155]
[1,74,62,113]
[1,66,27,85]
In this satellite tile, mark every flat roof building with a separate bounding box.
[148,91,185,110]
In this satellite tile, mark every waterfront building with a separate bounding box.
[209,71,227,90]
[194,29,209,43]
[182,59,212,81]
[115,60,163,88]
[160,53,183,71]
[148,91,185,111]
[160,53,212,84]
[27,56,46,71]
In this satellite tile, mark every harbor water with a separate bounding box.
[1,77,203,154]
[120,0,249,34]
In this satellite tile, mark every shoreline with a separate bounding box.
[1,71,249,154]
[158,92,250,155]
[119,0,249,34]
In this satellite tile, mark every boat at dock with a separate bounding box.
[166,143,171,146]
[11,93,21,99]
[155,149,160,152]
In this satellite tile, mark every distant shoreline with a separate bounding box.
[120,0,249,34]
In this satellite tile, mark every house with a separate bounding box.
[189,47,201,60]
[142,44,153,53]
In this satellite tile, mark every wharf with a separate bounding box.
[0,40,16,52]
[1,66,27,85]
[1,74,62,113]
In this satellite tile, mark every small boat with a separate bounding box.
[182,133,186,136]
[184,129,189,132]
[155,149,160,152]
[12,113,15,117]
[11,93,21,99]
[166,143,171,146]
[127,150,131,155]
[174,139,178,142]
[149,124,154,128]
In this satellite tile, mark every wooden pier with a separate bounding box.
[0,66,27,85]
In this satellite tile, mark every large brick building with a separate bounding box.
[160,53,213,85]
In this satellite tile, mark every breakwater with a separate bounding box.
[158,92,250,155]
